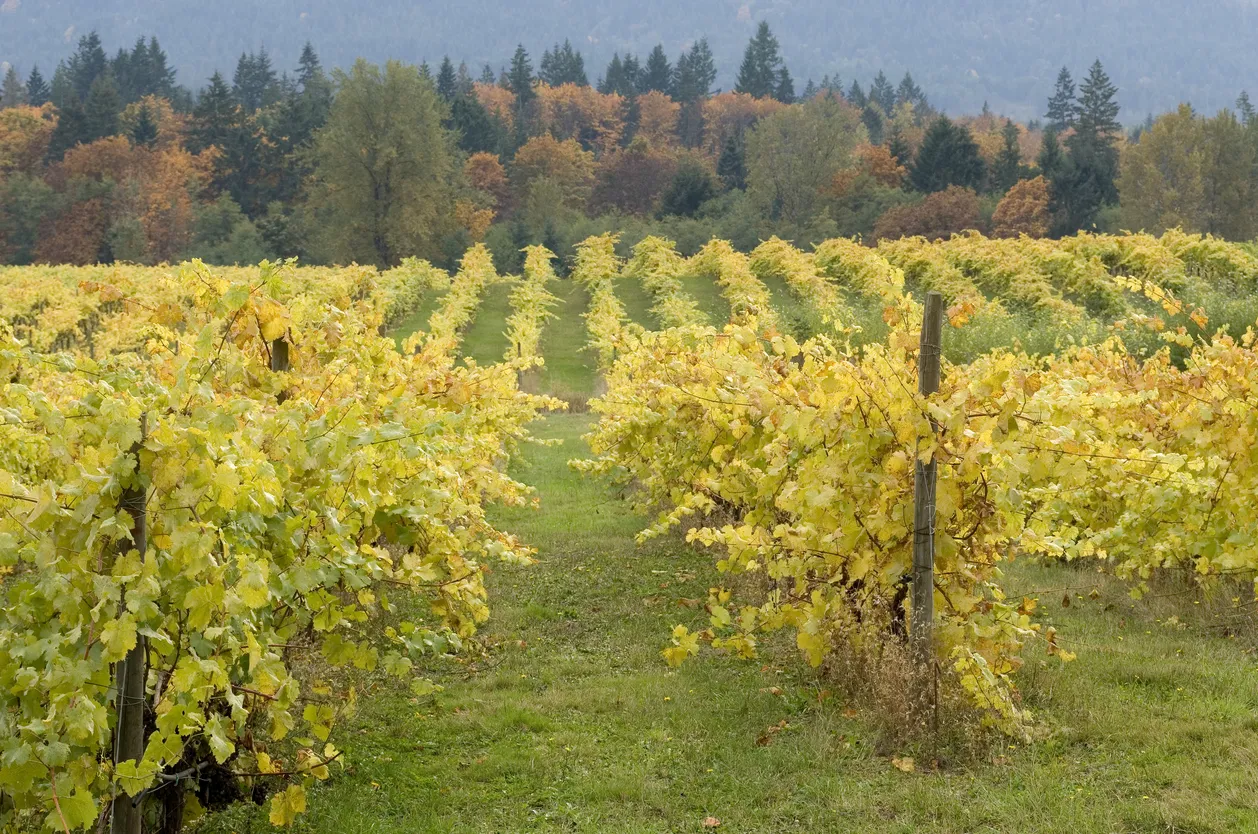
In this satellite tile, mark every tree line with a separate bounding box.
[1,25,1256,271]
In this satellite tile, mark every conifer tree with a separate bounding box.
[26,66,50,107]
[993,119,1022,192]
[674,39,716,102]
[1045,66,1076,131]
[870,71,896,113]
[507,45,536,104]
[641,45,673,95]
[896,72,924,109]
[1238,91,1256,126]
[0,67,26,108]
[847,80,867,109]
[717,133,747,190]
[887,123,910,165]
[130,100,159,146]
[735,22,788,99]
[436,56,458,101]
[83,71,122,141]
[775,67,796,104]
[911,116,986,193]
[1037,126,1065,179]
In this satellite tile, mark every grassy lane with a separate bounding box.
[758,272,824,341]
[614,275,660,331]
[390,291,447,349]
[681,274,730,325]
[536,278,598,406]
[461,279,516,366]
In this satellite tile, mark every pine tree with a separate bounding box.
[233,49,279,111]
[870,71,896,113]
[910,116,986,193]
[1074,60,1121,139]
[145,37,177,97]
[735,21,787,99]
[45,96,87,160]
[993,119,1022,192]
[507,45,536,104]
[451,92,503,154]
[1037,127,1064,180]
[887,123,911,166]
[802,79,818,100]
[1,67,27,108]
[717,133,747,190]
[480,64,497,85]
[861,105,885,145]
[1238,91,1256,126]
[189,72,238,153]
[66,31,108,101]
[847,80,867,109]
[26,66,50,107]
[599,53,638,97]
[674,39,716,102]
[83,71,122,142]
[130,101,159,146]
[896,72,924,109]
[641,45,673,94]
[539,40,588,86]
[436,57,458,101]
[1045,66,1076,131]
[775,67,796,104]
[297,43,323,89]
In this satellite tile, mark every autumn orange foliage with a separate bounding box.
[873,186,983,242]
[535,83,625,155]
[473,82,516,130]
[511,135,596,208]
[0,105,57,176]
[464,152,510,212]
[636,91,681,148]
[700,92,786,157]
[992,175,1052,238]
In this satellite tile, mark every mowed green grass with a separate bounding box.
[205,272,1258,834]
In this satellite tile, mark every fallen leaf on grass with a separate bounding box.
[891,756,915,773]
[702,817,722,828]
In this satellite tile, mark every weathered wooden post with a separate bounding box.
[911,292,944,722]
[112,417,148,834]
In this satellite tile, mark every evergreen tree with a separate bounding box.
[802,79,818,100]
[1238,91,1256,126]
[45,96,87,160]
[717,133,747,190]
[130,101,159,146]
[297,43,323,89]
[145,37,177,97]
[1037,127,1065,180]
[774,67,796,104]
[233,49,279,111]
[507,45,536,104]
[910,116,986,193]
[641,45,673,94]
[861,104,884,145]
[1053,60,1121,232]
[887,123,911,166]
[599,53,639,97]
[1045,66,1077,131]
[455,62,474,97]
[26,66,50,107]
[1074,60,1121,139]
[451,91,503,154]
[539,39,588,86]
[66,32,108,101]
[480,64,497,85]
[436,56,458,101]
[847,80,867,109]
[674,39,717,102]
[189,72,237,153]
[735,22,788,99]
[1,67,27,108]
[870,70,896,113]
[83,71,122,142]
[993,118,1022,192]
[896,72,924,109]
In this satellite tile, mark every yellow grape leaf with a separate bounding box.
[268,784,308,827]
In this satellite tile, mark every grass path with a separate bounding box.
[206,277,1258,834]
[462,279,516,367]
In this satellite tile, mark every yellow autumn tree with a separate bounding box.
[510,134,596,209]
[636,91,680,148]
[991,176,1052,238]
[535,83,624,154]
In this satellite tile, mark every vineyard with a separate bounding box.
[3,231,1258,832]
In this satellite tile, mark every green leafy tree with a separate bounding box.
[1045,67,1076,131]
[306,59,459,266]
[746,93,866,226]
[598,54,637,96]
[451,91,505,154]
[910,116,986,193]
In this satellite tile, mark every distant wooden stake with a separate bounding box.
[911,292,944,722]
[270,337,290,373]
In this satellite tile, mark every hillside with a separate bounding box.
[1,0,1255,119]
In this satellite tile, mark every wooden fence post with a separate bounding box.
[270,337,290,373]
[112,416,148,834]
[911,292,944,721]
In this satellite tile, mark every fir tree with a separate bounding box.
[993,119,1022,192]
[870,70,896,113]
[1037,126,1065,180]
[1238,91,1256,126]
[539,39,588,86]
[480,64,497,85]
[66,31,108,101]
[1053,60,1121,232]
[802,79,818,100]
[896,72,924,109]
[45,96,87,160]
[130,101,159,146]
[774,67,796,104]
[83,71,122,142]
[735,21,788,99]
[861,104,884,145]
[717,133,747,190]
[1045,66,1077,131]
[1,67,26,108]
[847,80,867,109]
[910,116,986,193]
[297,43,323,89]
[599,53,639,97]
[507,45,536,103]
[189,72,238,153]
[436,57,458,101]
[887,123,911,166]
[233,49,279,111]
[674,39,716,102]
[641,45,673,94]
[1074,60,1121,139]
[451,91,503,154]
[26,66,50,107]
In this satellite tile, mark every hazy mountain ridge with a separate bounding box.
[1,0,1254,119]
